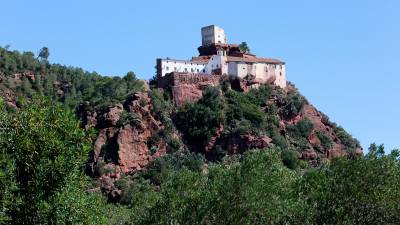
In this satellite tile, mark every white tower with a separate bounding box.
[201,25,227,46]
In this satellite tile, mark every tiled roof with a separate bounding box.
[227,56,284,64]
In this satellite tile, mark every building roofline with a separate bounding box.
[157,58,207,64]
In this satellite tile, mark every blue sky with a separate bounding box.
[1,0,399,152]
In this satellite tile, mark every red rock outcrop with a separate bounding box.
[82,92,166,178]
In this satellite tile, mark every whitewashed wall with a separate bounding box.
[159,59,206,77]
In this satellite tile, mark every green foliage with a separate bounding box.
[174,87,225,145]
[138,149,310,225]
[0,96,107,224]
[140,152,204,186]
[281,149,299,170]
[333,125,360,152]
[298,144,400,225]
[38,46,50,61]
[174,85,292,152]
[0,47,144,109]
[287,118,314,138]
[279,91,306,118]
[316,131,333,151]
[238,41,251,53]
[117,111,141,127]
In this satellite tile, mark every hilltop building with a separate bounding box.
[156,25,286,88]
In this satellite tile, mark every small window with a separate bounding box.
[202,69,205,73]
[166,66,169,71]
[280,72,282,76]
[184,68,188,72]
[191,68,194,72]
[174,67,177,71]
[197,69,199,72]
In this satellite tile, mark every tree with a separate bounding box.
[0,96,107,224]
[239,42,251,53]
[38,46,50,61]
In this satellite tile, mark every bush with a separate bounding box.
[281,149,299,170]
[140,152,204,185]
[287,118,314,138]
[333,125,360,152]
[117,111,141,127]
[174,87,225,146]
[316,131,333,151]
[280,92,305,118]
[0,96,107,224]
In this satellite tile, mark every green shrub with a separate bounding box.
[280,92,305,118]
[333,125,360,152]
[281,149,299,170]
[174,87,225,145]
[0,96,107,224]
[117,111,141,127]
[316,131,333,151]
[287,118,314,139]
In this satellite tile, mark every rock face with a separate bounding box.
[79,92,166,198]
[157,72,221,107]
[217,134,272,155]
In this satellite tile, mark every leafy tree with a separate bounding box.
[287,118,314,139]
[298,144,400,225]
[238,42,251,53]
[0,96,107,224]
[279,91,305,119]
[38,47,50,61]
[174,87,225,146]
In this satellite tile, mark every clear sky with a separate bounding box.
[1,0,399,152]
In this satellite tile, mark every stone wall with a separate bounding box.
[157,72,220,88]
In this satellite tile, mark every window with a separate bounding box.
[166,66,169,71]
[174,67,177,71]
[202,69,205,73]
[184,68,188,72]
[197,69,199,72]
[191,68,194,72]
[265,66,268,72]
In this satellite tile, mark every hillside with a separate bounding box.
[2,47,399,225]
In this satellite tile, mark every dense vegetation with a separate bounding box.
[0,47,397,225]
[0,46,144,109]
[1,98,399,224]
